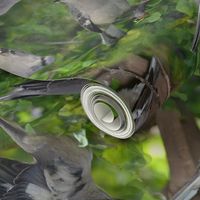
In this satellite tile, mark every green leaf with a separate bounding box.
[176,0,194,16]
[171,91,188,101]
[102,141,146,169]
[145,12,161,23]
[73,129,88,147]
[25,124,36,135]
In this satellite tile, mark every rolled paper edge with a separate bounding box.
[191,4,200,52]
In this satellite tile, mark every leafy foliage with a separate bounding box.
[0,0,199,199]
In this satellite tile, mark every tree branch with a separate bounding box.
[156,108,200,199]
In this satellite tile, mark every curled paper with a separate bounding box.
[0,56,170,139]
[81,57,161,138]
[192,3,200,52]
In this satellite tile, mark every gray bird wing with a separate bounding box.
[0,158,30,198]
[0,48,54,78]
[0,117,112,200]
[192,3,200,52]
[112,0,131,11]
[0,0,20,16]
[2,164,51,200]
[68,4,121,45]
[68,4,102,33]
[66,0,130,24]
[0,78,90,100]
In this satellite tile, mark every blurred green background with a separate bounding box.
[0,0,199,199]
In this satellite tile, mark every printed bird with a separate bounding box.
[55,0,132,45]
[0,117,112,200]
[0,0,20,16]
[0,48,54,78]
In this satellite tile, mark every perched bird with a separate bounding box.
[192,3,200,52]
[0,117,112,200]
[0,0,20,16]
[0,48,54,78]
[56,0,132,45]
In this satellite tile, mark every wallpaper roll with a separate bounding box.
[0,56,170,139]
[81,56,170,138]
